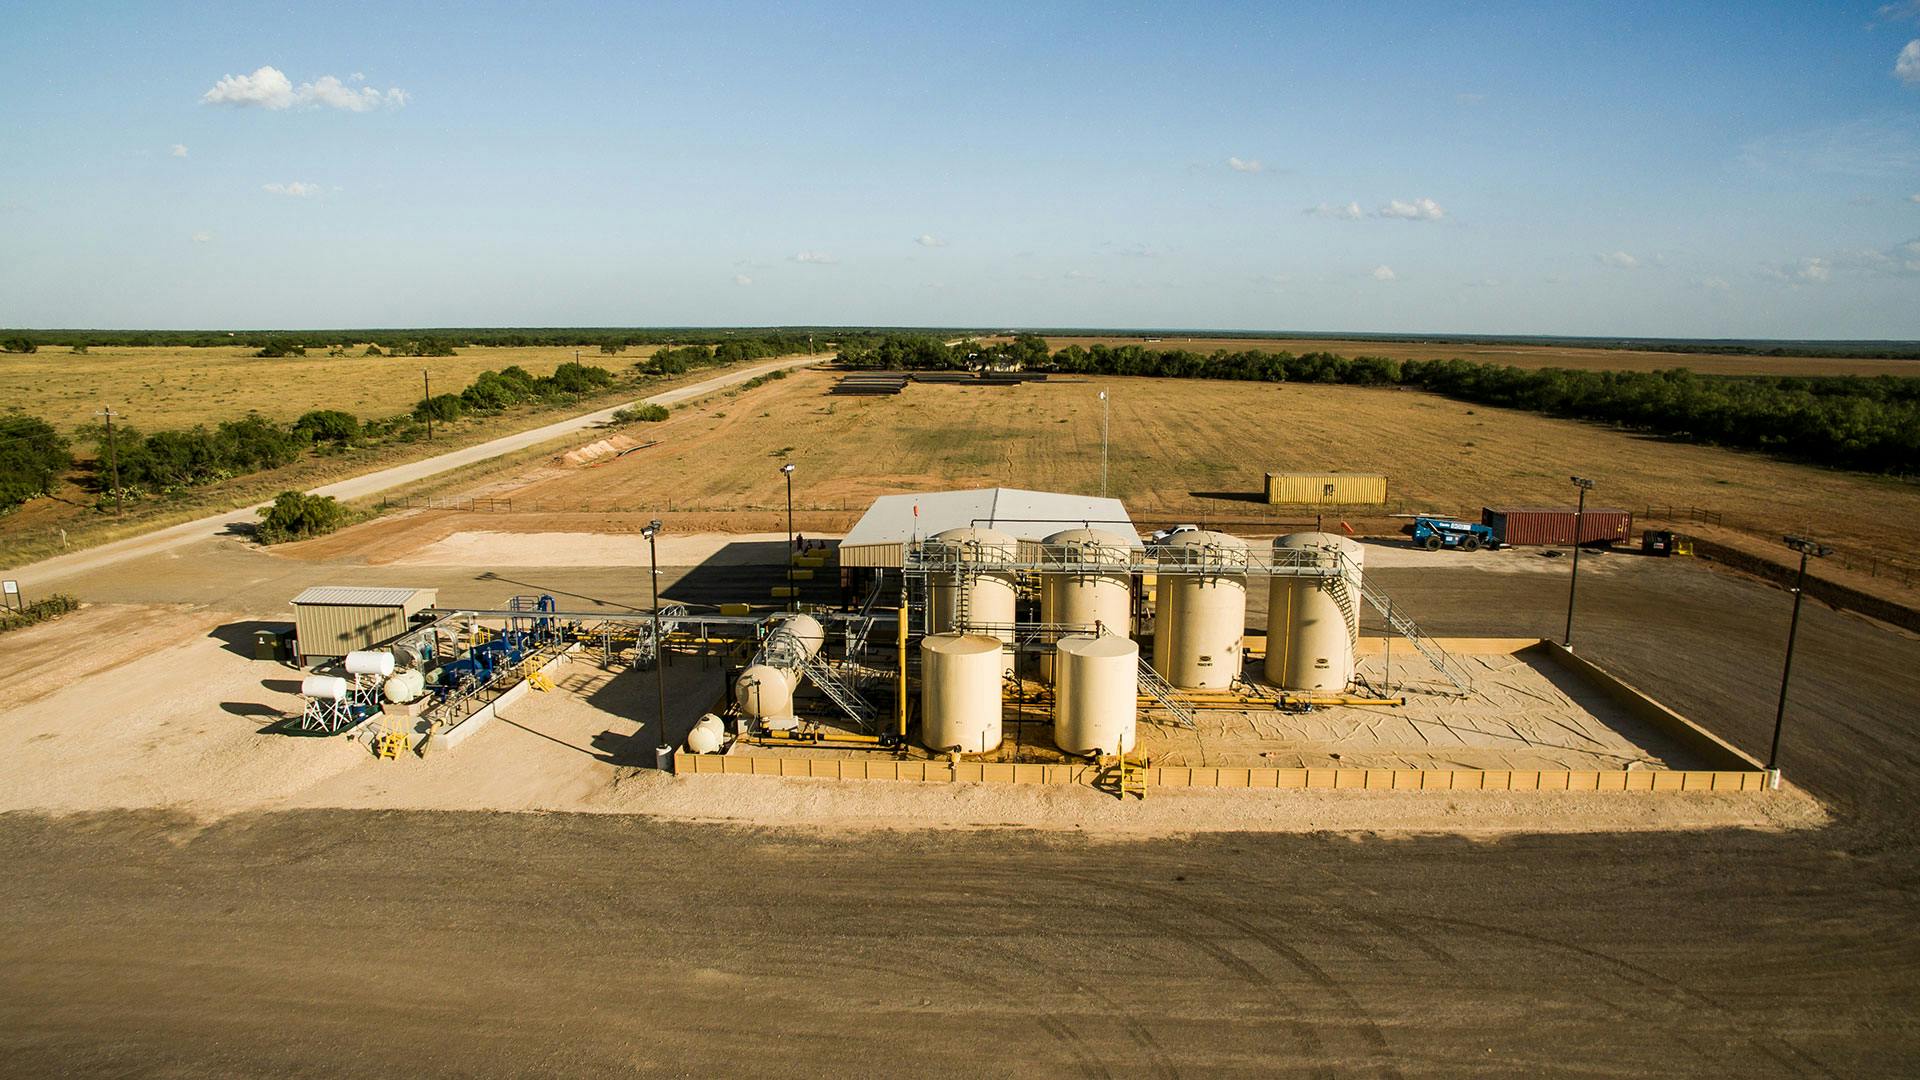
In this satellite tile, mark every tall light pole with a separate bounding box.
[1099,390,1109,498]
[1564,475,1594,648]
[94,407,122,515]
[643,519,670,770]
[781,462,797,612]
[1768,535,1831,782]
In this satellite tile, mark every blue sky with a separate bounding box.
[3,1,1919,337]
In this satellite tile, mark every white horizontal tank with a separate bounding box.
[1039,527,1134,682]
[1152,530,1249,690]
[920,632,1006,754]
[300,675,349,702]
[927,526,1018,645]
[1265,532,1364,691]
[344,650,396,677]
[732,613,829,729]
[1053,634,1139,756]
[382,669,426,703]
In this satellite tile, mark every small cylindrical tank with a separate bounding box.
[685,713,726,754]
[344,650,396,677]
[1039,527,1134,681]
[927,526,1018,644]
[1151,530,1249,690]
[920,632,1005,754]
[1265,532,1364,691]
[1053,634,1139,756]
[382,669,427,703]
[301,675,349,701]
[734,663,797,726]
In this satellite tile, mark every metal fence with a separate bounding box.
[1641,505,1917,588]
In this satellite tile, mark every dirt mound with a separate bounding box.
[559,434,645,466]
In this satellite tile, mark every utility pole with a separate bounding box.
[1099,390,1109,498]
[782,463,797,612]
[95,407,122,515]
[644,520,671,771]
[1564,475,1594,648]
[422,370,433,439]
[1769,535,1832,784]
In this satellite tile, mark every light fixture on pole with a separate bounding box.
[1768,534,1831,785]
[781,463,797,612]
[1099,390,1109,498]
[1564,475,1594,649]
[642,519,670,771]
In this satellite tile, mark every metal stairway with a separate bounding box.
[1339,553,1474,695]
[800,655,878,729]
[1135,658,1199,729]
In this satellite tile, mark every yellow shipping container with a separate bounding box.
[1264,472,1388,506]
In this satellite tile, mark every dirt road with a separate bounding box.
[10,355,823,587]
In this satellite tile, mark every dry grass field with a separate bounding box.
[311,368,1920,567]
[0,344,665,434]
[1034,335,1920,378]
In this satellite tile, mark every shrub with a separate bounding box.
[414,394,464,424]
[70,344,88,355]
[1,337,36,354]
[363,344,384,357]
[544,361,615,395]
[0,414,72,510]
[255,339,307,358]
[0,593,79,634]
[612,404,669,423]
[293,409,360,445]
[255,491,350,544]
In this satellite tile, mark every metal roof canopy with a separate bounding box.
[840,488,1139,568]
[291,586,437,607]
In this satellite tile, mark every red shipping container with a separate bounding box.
[1481,506,1633,547]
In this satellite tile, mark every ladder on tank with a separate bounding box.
[1135,658,1198,730]
[1338,553,1475,696]
[800,655,878,730]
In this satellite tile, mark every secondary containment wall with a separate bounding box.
[1265,472,1387,506]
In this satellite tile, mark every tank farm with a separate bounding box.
[291,488,1771,794]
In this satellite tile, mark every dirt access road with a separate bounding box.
[11,355,824,587]
[0,545,1915,1074]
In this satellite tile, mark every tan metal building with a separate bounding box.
[1264,472,1388,506]
[291,586,437,663]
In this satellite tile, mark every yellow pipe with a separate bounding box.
[897,603,909,740]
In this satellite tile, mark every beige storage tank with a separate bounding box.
[920,632,1006,754]
[1152,530,1249,690]
[1265,533,1364,691]
[732,613,829,728]
[1038,527,1135,681]
[927,526,1018,645]
[1053,634,1139,756]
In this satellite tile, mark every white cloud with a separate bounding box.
[1699,276,1731,290]
[791,251,835,264]
[1306,201,1364,221]
[1597,250,1640,269]
[191,230,212,244]
[1370,265,1396,281]
[1899,40,1920,84]
[201,65,407,111]
[262,181,321,197]
[169,143,188,158]
[1226,156,1263,173]
[1798,257,1832,282]
[1064,269,1094,280]
[1376,197,1446,221]
[1875,2,1920,25]
[1911,193,1920,203]
[733,274,753,286]
[350,71,366,82]
[915,233,948,247]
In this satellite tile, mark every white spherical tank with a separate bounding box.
[1039,527,1134,682]
[301,675,349,702]
[382,669,427,703]
[919,633,1006,754]
[1152,530,1249,690]
[685,713,726,754]
[927,526,1018,645]
[734,663,797,726]
[1265,532,1364,691]
[344,650,396,677]
[1053,634,1139,756]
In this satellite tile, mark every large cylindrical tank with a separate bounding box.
[344,650,396,677]
[734,663,797,726]
[1038,527,1134,681]
[1151,530,1248,690]
[301,675,348,701]
[766,613,826,661]
[927,526,1018,645]
[920,633,1005,754]
[1053,634,1139,756]
[1265,532,1364,691]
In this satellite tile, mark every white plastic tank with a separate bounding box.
[1151,530,1249,690]
[344,650,396,677]
[734,663,797,727]
[1053,634,1139,756]
[1265,532,1364,691]
[1039,527,1134,681]
[927,526,1018,645]
[382,669,427,703]
[301,675,349,702]
[685,713,726,754]
[920,632,1006,754]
